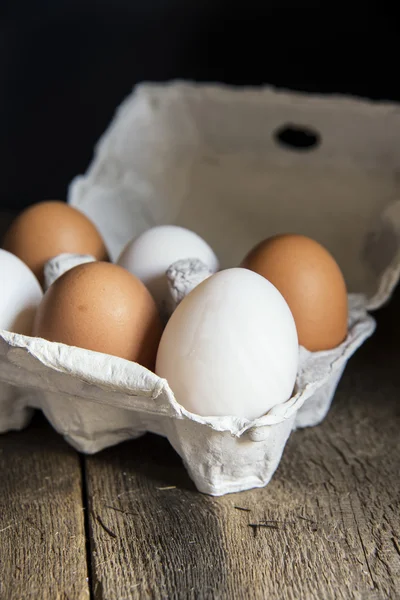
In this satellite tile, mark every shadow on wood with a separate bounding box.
[82,284,400,599]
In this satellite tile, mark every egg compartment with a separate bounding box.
[0,306,370,496]
[165,264,377,430]
[1,82,400,496]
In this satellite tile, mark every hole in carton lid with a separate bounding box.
[274,123,321,151]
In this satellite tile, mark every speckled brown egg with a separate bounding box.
[241,234,348,351]
[32,262,163,370]
[2,201,108,285]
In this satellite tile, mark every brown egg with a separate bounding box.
[2,201,108,285]
[241,234,348,351]
[33,262,163,370]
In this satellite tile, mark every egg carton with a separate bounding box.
[1,82,400,496]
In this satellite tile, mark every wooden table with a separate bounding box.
[0,218,399,599]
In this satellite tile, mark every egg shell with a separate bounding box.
[0,82,390,496]
[156,267,299,420]
[33,261,162,370]
[2,201,109,285]
[0,249,43,335]
[117,225,219,312]
[241,234,348,351]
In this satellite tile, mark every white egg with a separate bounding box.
[156,268,299,421]
[0,249,43,335]
[117,225,219,311]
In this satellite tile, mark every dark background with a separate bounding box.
[1,1,399,210]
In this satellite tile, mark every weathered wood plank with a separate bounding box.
[85,286,400,600]
[0,414,89,600]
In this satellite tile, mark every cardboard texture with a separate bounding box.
[1,83,399,494]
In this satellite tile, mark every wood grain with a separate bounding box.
[84,292,400,600]
[1,204,399,598]
[0,414,89,600]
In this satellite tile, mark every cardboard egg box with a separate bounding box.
[1,82,400,496]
